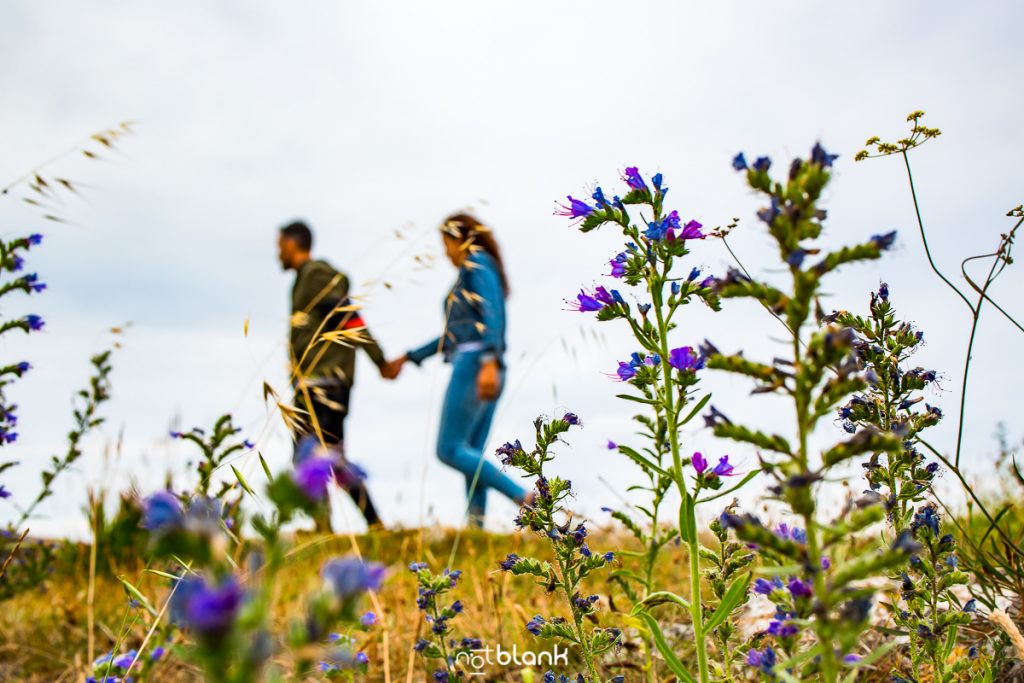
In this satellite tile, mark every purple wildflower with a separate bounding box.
[691,452,708,474]
[746,646,776,673]
[614,361,636,382]
[621,166,647,191]
[23,315,44,331]
[555,196,593,220]
[293,456,334,501]
[787,577,813,598]
[668,346,703,372]
[609,251,629,278]
[171,575,243,637]
[712,456,735,477]
[732,153,748,171]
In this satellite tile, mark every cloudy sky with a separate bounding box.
[2,2,1021,538]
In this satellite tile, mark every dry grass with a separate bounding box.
[0,527,692,682]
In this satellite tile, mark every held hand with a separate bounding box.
[381,356,406,380]
[477,360,501,401]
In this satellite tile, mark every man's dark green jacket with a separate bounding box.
[290,259,386,385]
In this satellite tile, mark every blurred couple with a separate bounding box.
[276,215,530,532]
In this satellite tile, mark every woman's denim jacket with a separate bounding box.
[406,251,506,366]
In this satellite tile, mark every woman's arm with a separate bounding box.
[406,336,443,366]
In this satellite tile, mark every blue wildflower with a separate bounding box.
[652,172,666,194]
[752,156,771,173]
[23,315,44,331]
[526,614,546,635]
[810,142,839,167]
[321,557,386,598]
[142,491,184,531]
[871,231,898,250]
[732,152,748,171]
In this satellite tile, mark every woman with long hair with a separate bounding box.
[389,213,528,525]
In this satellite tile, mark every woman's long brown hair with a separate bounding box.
[441,213,510,298]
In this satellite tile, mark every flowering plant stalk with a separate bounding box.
[0,232,45,480]
[833,286,980,681]
[496,413,621,682]
[408,561,480,682]
[703,143,918,682]
[558,167,754,683]
[135,439,384,682]
[14,349,114,529]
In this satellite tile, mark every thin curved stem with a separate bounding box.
[900,150,974,312]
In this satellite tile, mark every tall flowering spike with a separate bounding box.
[621,166,647,191]
[555,196,594,220]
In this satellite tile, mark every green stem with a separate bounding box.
[560,556,598,681]
[650,262,709,683]
[793,333,837,683]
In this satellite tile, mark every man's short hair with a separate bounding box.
[280,221,313,251]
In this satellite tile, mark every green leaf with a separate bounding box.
[632,591,690,612]
[704,572,751,632]
[119,576,158,616]
[636,612,696,683]
[258,453,273,482]
[678,493,697,544]
[145,568,184,581]
[942,623,958,661]
[615,393,659,406]
[231,465,255,496]
[680,393,711,425]
[618,445,671,478]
